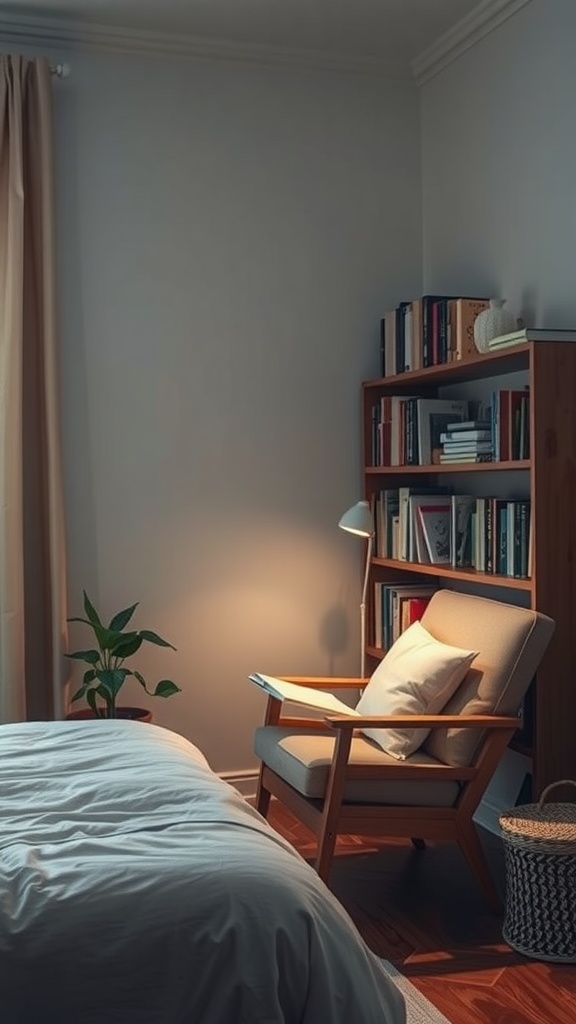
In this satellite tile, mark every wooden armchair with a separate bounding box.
[254,590,555,910]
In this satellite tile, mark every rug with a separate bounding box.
[380,960,452,1024]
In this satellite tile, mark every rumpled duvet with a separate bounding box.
[0,719,405,1024]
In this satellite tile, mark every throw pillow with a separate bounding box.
[356,619,477,759]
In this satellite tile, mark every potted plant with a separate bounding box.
[66,591,181,721]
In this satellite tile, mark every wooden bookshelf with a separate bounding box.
[361,341,576,796]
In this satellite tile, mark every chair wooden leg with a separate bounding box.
[313,728,353,884]
[256,765,271,818]
[457,820,502,913]
[411,838,426,850]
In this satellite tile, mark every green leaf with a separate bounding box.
[83,592,102,629]
[66,649,100,664]
[90,624,126,652]
[138,629,176,650]
[87,688,105,718]
[133,671,180,699]
[95,668,129,699]
[152,679,182,698]
[133,670,149,692]
[70,670,96,705]
[110,634,142,659]
[94,682,115,717]
[70,619,110,653]
[109,602,138,632]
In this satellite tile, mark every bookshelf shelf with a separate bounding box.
[366,344,531,388]
[371,556,532,590]
[360,339,576,796]
[366,460,530,476]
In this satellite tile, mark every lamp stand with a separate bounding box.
[359,534,373,680]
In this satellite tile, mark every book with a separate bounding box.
[391,587,435,641]
[374,488,400,558]
[415,398,469,464]
[436,299,451,364]
[493,498,507,575]
[421,295,458,367]
[449,298,490,361]
[417,504,451,564]
[388,395,419,465]
[407,493,450,562]
[403,304,414,372]
[410,298,423,372]
[374,582,437,647]
[397,485,447,561]
[395,301,412,373]
[445,420,491,432]
[440,430,492,442]
[400,595,432,633]
[450,494,475,568]
[441,441,493,453]
[488,327,576,348]
[439,453,493,463]
[384,309,397,377]
[248,673,359,716]
[492,388,529,461]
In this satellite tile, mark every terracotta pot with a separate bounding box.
[65,707,153,723]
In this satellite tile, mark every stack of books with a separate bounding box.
[380,295,491,376]
[439,420,493,464]
[488,327,576,350]
[373,582,437,649]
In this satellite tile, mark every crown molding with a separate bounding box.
[412,0,533,86]
[0,10,408,78]
[0,0,533,83]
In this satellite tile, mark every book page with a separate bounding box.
[249,673,360,716]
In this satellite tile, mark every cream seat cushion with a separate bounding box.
[355,619,477,759]
[254,726,461,806]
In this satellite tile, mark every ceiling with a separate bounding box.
[0,1,520,77]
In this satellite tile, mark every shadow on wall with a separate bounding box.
[319,605,349,675]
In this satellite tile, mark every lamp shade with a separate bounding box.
[338,500,373,538]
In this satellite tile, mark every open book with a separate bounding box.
[249,673,360,716]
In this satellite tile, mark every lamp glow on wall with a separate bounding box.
[338,500,374,680]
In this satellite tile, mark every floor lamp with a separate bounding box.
[338,500,374,680]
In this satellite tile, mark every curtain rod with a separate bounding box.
[49,62,71,79]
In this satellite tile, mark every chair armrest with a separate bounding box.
[324,713,521,731]
[276,716,334,731]
[280,675,369,690]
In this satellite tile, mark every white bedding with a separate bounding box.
[0,720,405,1024]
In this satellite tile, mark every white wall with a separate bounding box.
[421,0,576,328]
[38,48,422,771]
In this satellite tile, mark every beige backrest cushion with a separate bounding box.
[420,590,555,767]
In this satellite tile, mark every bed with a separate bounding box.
[0,719,405,1024]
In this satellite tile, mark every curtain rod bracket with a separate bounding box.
[50,62,71,79]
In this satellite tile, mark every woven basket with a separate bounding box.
[500,780,576,962]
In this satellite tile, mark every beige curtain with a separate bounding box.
[0,55,68,722]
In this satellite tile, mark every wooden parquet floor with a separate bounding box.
[267,800,576,1024]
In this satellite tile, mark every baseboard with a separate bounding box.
[219,769,258,800]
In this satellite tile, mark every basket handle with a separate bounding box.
[539,779,576,805]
